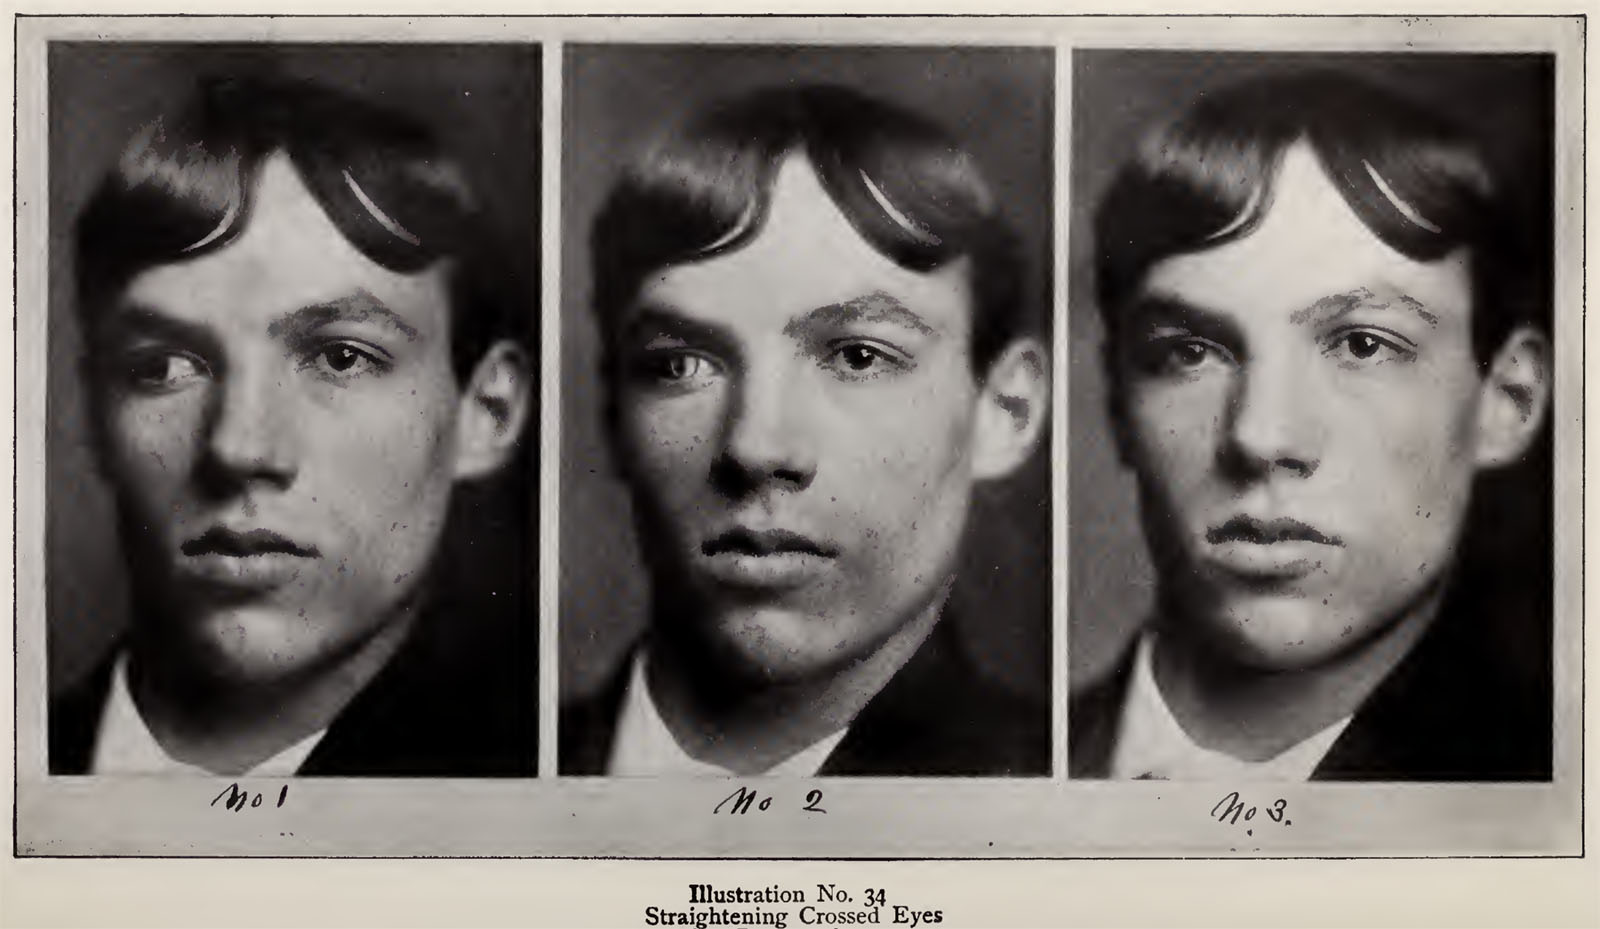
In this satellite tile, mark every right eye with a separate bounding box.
[657,353,710,381]
[632,349,722,390]
[123,351,210,392]
[1165,339,1218,369]
[1133,335,1236,376]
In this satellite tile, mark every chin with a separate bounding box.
[691,603,882,686]
[177,605,372,686]
[1189,595,1375,673]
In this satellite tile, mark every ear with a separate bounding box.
[1472,325,1551,469]
[452,339,533,481]
[971,336,1050,481]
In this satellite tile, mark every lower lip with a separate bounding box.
[700,551,832,591]
[177,553,311,592]
[1205,540,1336,580]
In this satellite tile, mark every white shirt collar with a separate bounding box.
[606,651,849,777]
[90,653,326,776]
[1109,633,1352,781]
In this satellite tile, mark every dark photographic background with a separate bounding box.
[1069,50,1555,688]
[560,45,1054,702]
[47,43,541,695]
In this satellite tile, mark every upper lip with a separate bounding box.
[180,526,319,558]
[702,526,839,558]
[1205,515,1344,547]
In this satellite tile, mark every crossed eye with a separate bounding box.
[1145,326,1412,375]
[119,339,391,393]
[126,351,210,391]
[1150,337,1234,374]
[639,339,911,389]
[644,351,719,386]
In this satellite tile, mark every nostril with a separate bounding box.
[1277,455,1315,478]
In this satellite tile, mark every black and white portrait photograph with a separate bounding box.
[43,43,539,778]
[558,45,1054,778]
[1068,51,1557,782]
[6,12,1590,920]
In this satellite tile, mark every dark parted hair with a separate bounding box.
[591,84,1030,374]
[1094,70,1544,365]
[75,74,525,380]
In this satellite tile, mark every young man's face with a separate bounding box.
[93,152,467,684]
[613,155,985,684]
[1115,142,1495,671]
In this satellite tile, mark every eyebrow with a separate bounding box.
[620,305,741,356]
[622,291,939,350]
[97,304,217,349]
[1287,287,1440,328]
[1123,294,1244,346]
[266,290,421,341]
[1132,287,1441,333]
[105,290,424,347]
[782,291,937,338]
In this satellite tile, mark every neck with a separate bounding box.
[645,587,950,775]
[1149,586,1444,763]
[127,606,419,776]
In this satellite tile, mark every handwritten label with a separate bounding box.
[1209,790,1291,837]
[714,785,827,815]
[210,783,288,812]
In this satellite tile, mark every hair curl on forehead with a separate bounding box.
[75,74,527,381]
[1095,69,1543,366]
[590,83,1031,374]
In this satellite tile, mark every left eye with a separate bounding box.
[828,341,906,377]
[838,344,883,370]
[1328,329,1413,364]
[1345,333,1384,358]
[311,342,385,376]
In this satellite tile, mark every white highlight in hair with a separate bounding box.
[342,169,422,246]
[1203,181,1265,242]
[699,197,758,254]
[180,196,241,253]
[1362,159,1443,234]
[859,169,941,246]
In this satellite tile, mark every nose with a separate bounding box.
[712,363,817,496]
[200,364,299,492]
[1221,354,1322,480]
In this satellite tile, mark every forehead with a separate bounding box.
[635,154,973,332]
[1139,142,1472,321]
[121,152,450,327]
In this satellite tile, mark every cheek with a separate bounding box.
[103,392,208,504]
[1341,383,1479,560]
[343,386,457,493]
[310,377,462,562]
[824,380,977,541]
[841,388,970,483]
[1126,380,1227,494]
[621,390,723,499]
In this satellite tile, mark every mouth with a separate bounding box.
[1202,515,1344,580]
[698,527,839,591]
[176,527,319,593]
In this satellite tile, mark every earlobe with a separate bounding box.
[453,339,533,481]
[971,337,1050,481]
[1473,326,1551,469]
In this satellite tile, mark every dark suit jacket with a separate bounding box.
[1069,602,1551,781]
[49,598,535,777]
[560,623,1050,777]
